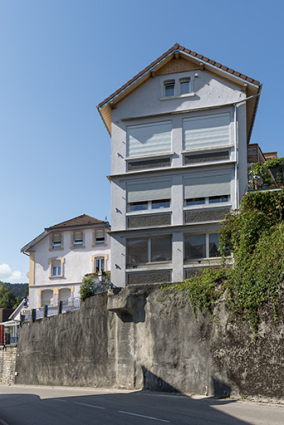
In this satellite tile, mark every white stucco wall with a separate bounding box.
[28,228,111,309]
[108,68,249,287]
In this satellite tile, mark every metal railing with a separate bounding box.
[61,297,80,314]
[35,307,44,320]
[46,303,58,317]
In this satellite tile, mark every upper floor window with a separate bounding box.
[164,80,175,97]
[183,171,231,208]
[183,112,231,151]
[72,231,84,248]
[180,78,190,95]
[95,230,105,245]
[127,121,172,158]
[127,179,171,213]
[51,233,62,250]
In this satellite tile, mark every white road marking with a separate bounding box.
[74,402,105,410]
[119,410,170,423]
[0,419,9,425]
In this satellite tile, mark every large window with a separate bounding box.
[127,236,172,267]
[183,171,231,207]
[127,121,172,158]
[183,113,230,151]
[184,233,220,261]
[127,179,171,212]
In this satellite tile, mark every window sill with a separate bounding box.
[125,152,174,161]
[184,256,233,266]
[71,245,85,249]
[49,275,64,279]
[49,247,64,252]
[160,93,195,101]
[126,263,172,272]
[184,203,231,211]
[126,209,172,216]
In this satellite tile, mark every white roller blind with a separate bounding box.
[127,180,171,203]
[74,231,82,241]
[183,113,230,150]
[184,171,231,199]
[42,290,53,306]
[96,230,104,239]
[127,121,172,157]
[53,234,61,243]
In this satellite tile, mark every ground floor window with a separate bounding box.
[127,236,172,267]
[184,233,220,260]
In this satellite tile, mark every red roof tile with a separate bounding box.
[98,43,260,108]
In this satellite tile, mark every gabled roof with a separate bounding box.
[21,214,109,253]
[45,214,108,230]
[97,43,261,142]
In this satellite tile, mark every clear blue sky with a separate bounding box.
[0,0,283,283]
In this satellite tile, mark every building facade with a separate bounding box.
[98,44,261,287]
[21,215,111,309]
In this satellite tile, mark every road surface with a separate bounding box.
[0,385,283,425]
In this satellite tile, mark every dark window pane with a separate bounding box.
[127,239,148,265]
[184,234,206,260]
[151,236,172,262]
[152,199,170,209]
[185,198,205,206]
[165,82,175,97]
[180,80,190,95]
[209,195,229,204]
[209,234,220,257]
[129,201,148,212]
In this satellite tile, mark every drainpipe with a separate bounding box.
[234,104,238,209]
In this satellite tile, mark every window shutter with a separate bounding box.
[53,234,61,243]
[96,230,104,239]
[42,290,53,306]
[184,171,231,199]
[127,179,171,203]
[59,288,71,301]
[183,113,230,150]
[127,121,172,157]
[74,231,82,241]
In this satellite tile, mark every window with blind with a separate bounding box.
[51,233,62,250]
[127,179,171,212]
[183,113,231,151]
[72,231,84,248]
[95,230,105,245]
[127,121,172,158]
[41,290,53,306]
[183,171,231,207]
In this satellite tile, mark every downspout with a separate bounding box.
[234,104,238,209]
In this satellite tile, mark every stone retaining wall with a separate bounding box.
[0,346,17,385]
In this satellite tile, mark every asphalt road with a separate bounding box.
[0,385,283,425]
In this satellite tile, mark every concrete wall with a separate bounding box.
[15,285,284,400]
[0,346,17,385]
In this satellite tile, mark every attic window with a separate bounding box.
[164,80,175,97]
[180,78,191,95]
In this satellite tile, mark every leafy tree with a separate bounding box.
[0,291,16,309]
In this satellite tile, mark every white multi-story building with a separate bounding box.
[98,43,261,287]
[21,214,111,309]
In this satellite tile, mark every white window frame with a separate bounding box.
[50,233,64,251]
[71,230,85,249]
[49,257,64,279]
[179,78,191,96]
[164,80,175,97]
[184,195,230,210]
[184,232,221,262]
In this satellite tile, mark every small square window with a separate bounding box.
[180,79,190,95]
[164,80,175,97]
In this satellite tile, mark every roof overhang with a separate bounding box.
[97,44,261,143]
